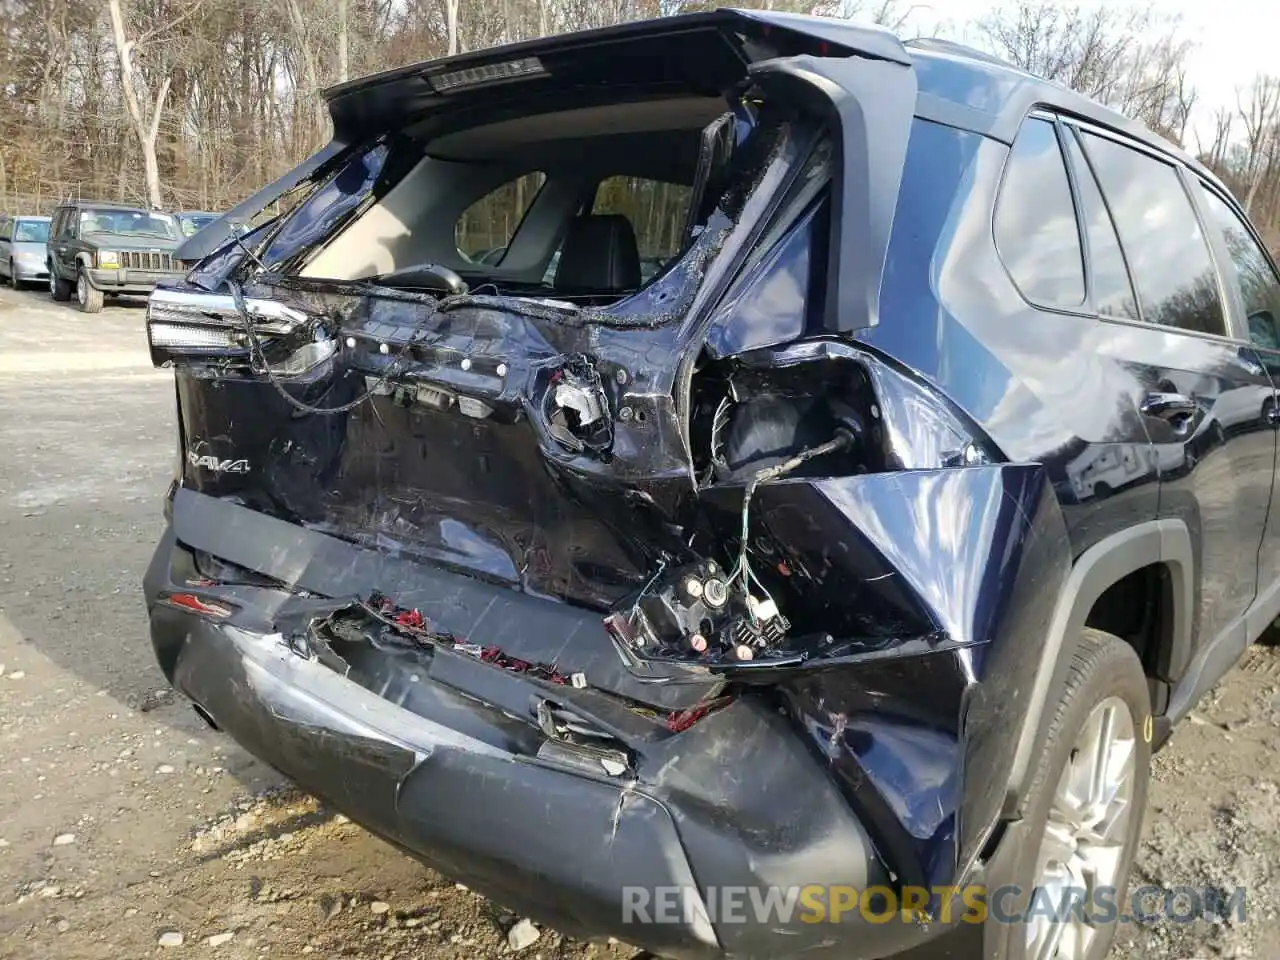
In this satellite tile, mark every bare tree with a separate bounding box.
[975,2,1194,139]
[285,0,330,144]
[337,0,349,83]
[1236,76,1280,215]
[1198,107,1235,171]
[108,0,172,208]
[445,0,462,55]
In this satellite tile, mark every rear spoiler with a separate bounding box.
[322,10,909,143]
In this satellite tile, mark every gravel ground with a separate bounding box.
[0,284,1278,960]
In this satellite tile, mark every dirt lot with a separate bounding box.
[0,284,1279,960]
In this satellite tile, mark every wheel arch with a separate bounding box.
[1003,518,1193,818]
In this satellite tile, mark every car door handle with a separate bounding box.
[1141,392,1199,431]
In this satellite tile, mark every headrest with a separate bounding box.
[554,214,641,294]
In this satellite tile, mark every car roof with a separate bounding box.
[902,38,1211,177]
[59,200,161,211]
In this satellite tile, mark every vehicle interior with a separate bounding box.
[296,95,736,303]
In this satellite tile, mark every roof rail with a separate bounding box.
[904,37,1020,71]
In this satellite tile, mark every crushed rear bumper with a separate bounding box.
[144,522,973,960]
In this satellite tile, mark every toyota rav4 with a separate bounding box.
[141,11,1280,960]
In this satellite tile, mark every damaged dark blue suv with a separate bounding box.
[142,11,1280,960]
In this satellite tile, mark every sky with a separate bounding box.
[902,0,1269,150]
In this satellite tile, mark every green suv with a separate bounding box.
[47,201,185,312]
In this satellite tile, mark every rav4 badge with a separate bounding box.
[187,450,250,474]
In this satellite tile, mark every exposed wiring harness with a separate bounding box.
[224,276,433,417]
[729,430,852,624]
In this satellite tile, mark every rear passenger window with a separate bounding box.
[1081,132,1225,337]
[593,176,693,281]
[1199,187,1280,351]
[994,118,1085,308]
[455,172,547,264]
[1063,130,1138,319]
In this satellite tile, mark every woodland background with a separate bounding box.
[4,0,1280,247]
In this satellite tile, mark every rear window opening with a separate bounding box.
[257,94,739,306]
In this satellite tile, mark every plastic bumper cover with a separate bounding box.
[145,529,965,960]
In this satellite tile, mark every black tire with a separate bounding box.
[1007,628,1151,960]
[49,265,72,302]
[76,268,104,313]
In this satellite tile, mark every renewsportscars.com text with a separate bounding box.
[621,884,1247,926]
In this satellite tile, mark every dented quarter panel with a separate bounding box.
[697,465,1070,889]
[783,471,1064,890]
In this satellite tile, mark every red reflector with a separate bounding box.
[161,592,234,619]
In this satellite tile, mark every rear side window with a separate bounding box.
[592,176,693,280]
[1081,132,1225,337]
[1063,130,1138,319]
[1199,187,1280,351]
[994,118,1085,308]
[455,172,546,264]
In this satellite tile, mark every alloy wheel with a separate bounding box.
[1027,695,1137,960]
[76,272,87,306]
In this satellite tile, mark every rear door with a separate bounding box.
[1195,183,1280,619]
[1063,122,1277,694]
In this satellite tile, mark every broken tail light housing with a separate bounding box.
[157,592,236,620]
[146,287,324,372]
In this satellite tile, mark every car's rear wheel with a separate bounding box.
[76,268,104,313]
[49,266,72,302]
[1013,628,1151,960]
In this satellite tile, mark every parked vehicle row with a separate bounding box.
[0,202,224,311]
